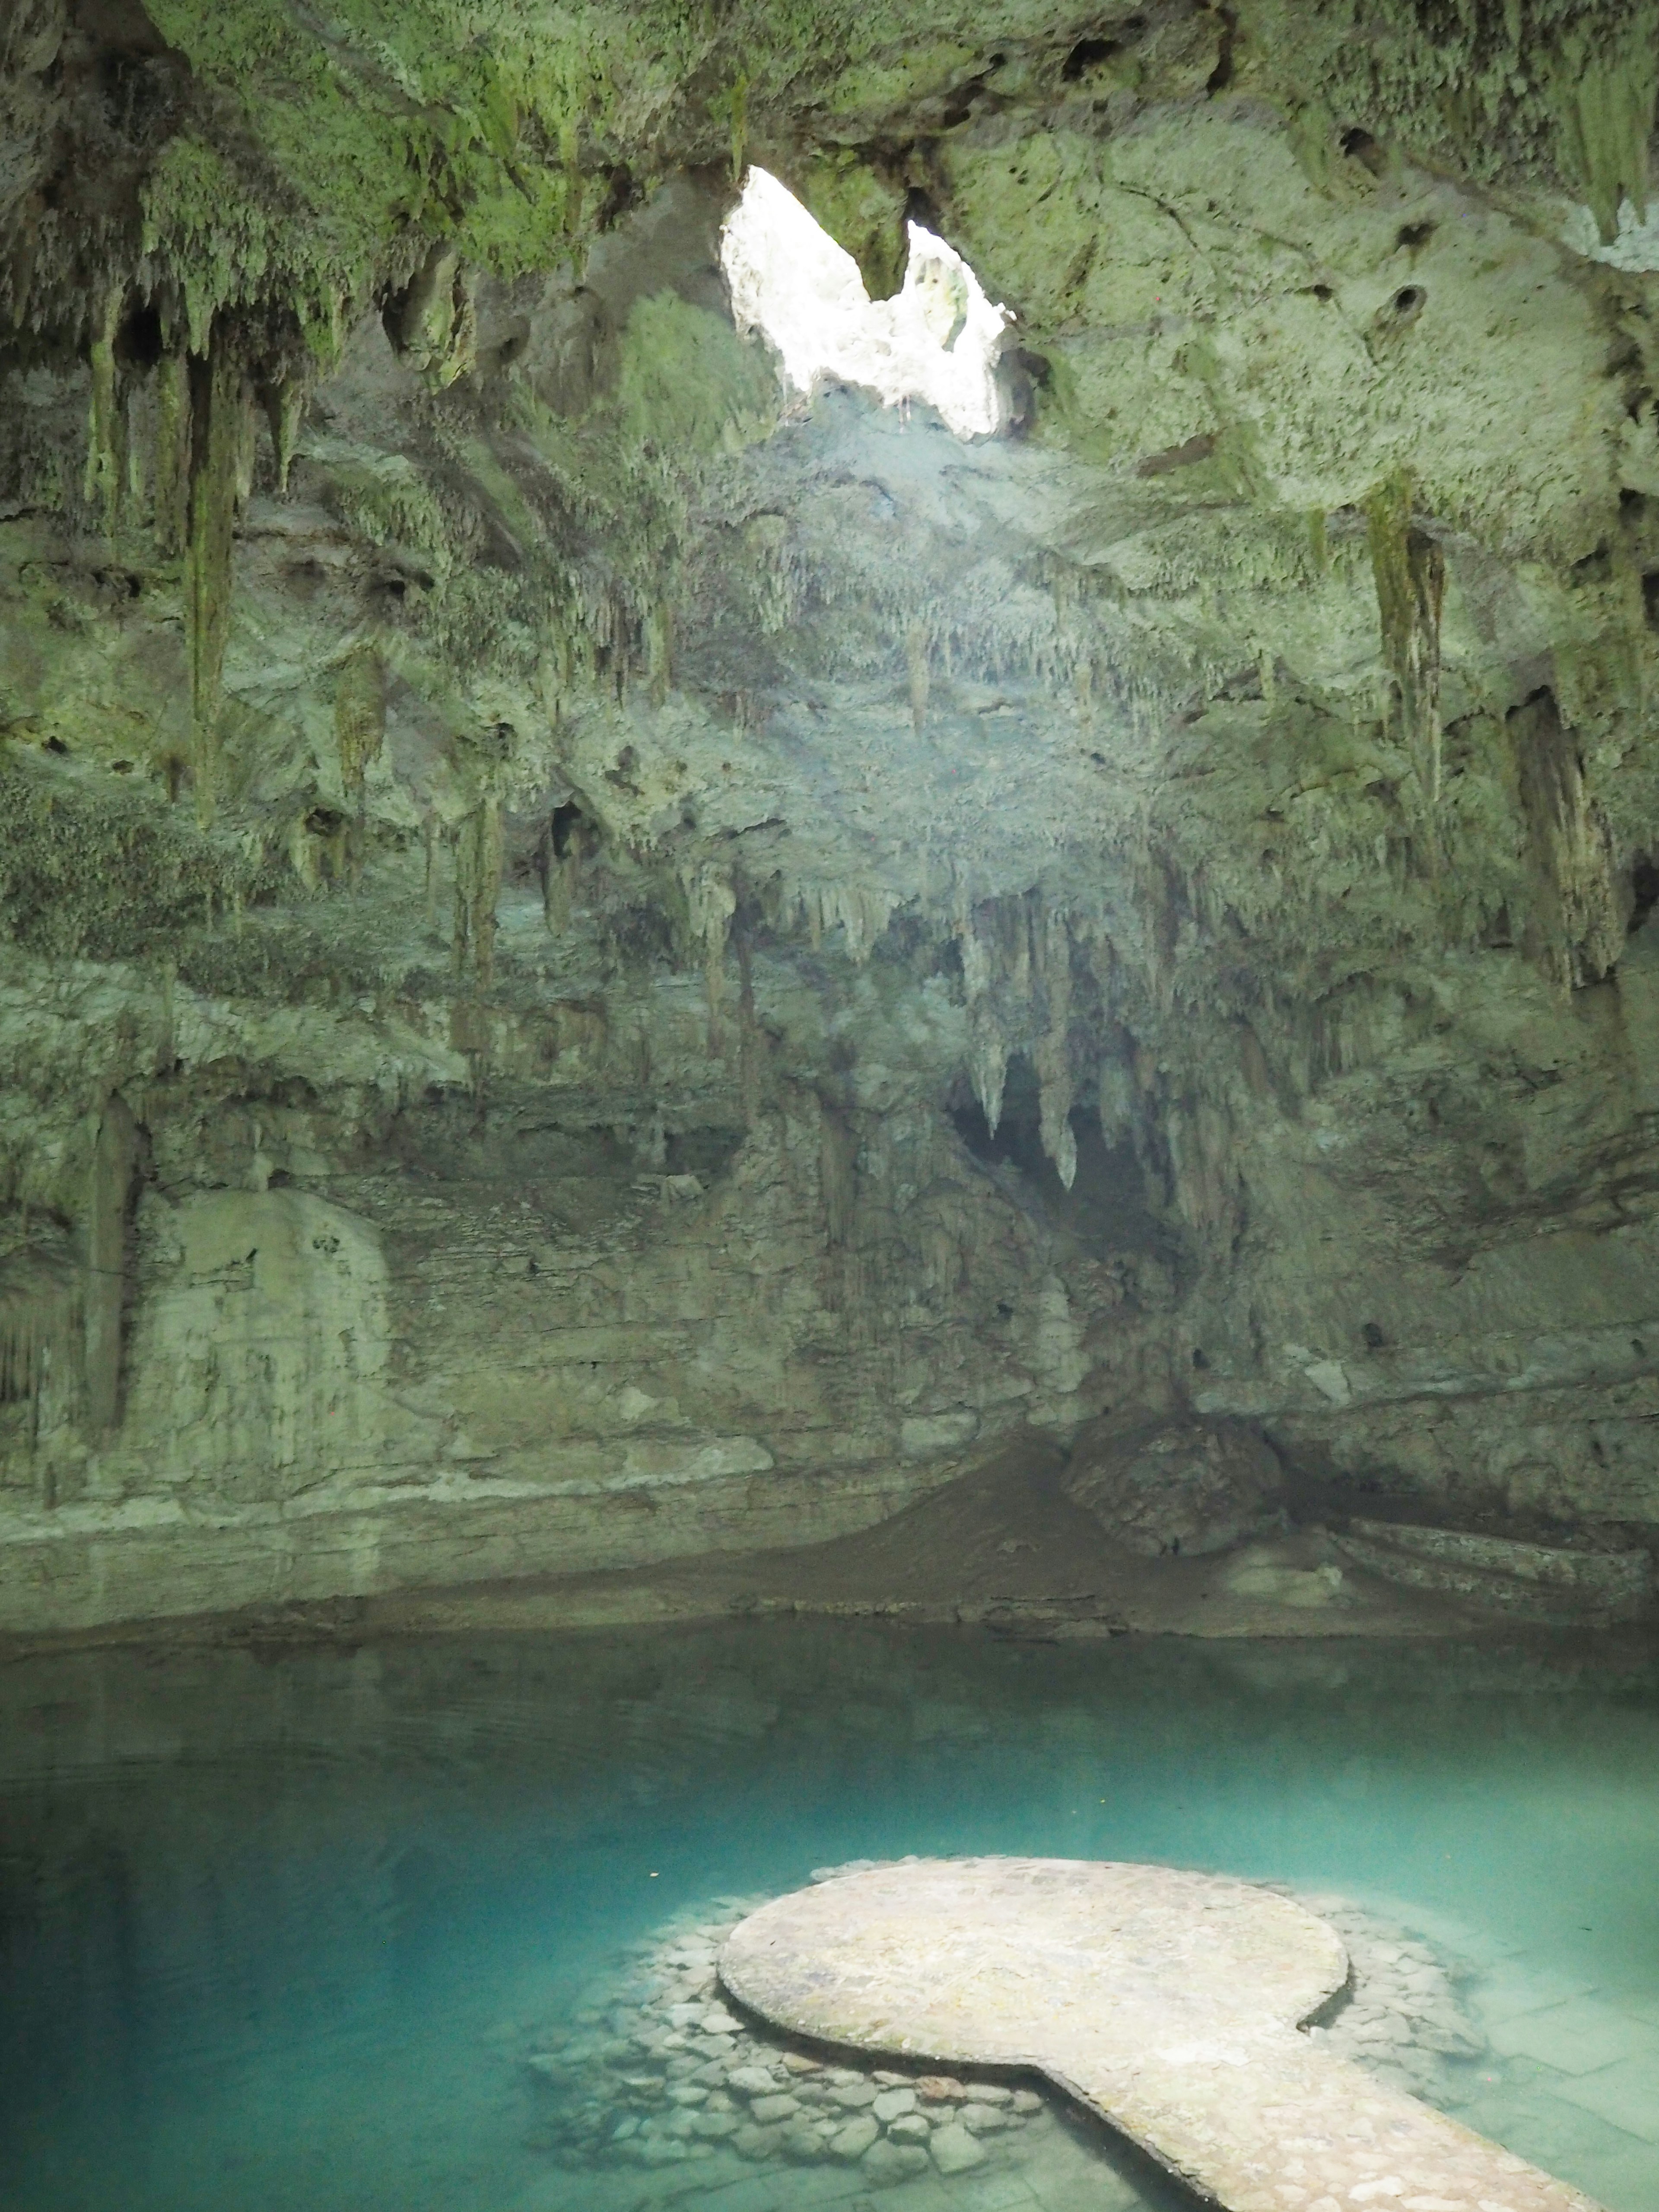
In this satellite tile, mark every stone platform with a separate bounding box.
[719,1856,1605,2212]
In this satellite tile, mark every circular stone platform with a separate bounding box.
[719,1856,1605,2212]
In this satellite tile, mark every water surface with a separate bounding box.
[3,1623,1657,2211]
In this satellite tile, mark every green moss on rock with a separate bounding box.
[793,152,908,300]
[615,293,779,457]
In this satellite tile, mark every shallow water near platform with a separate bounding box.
[3,1622,1659,2212]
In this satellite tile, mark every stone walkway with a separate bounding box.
[719,1857,1605,2212]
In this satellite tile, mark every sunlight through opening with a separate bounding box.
[720,166,1012,438]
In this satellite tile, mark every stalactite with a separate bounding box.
[647,603,674,706]
[264,377,307,496]
[288,807,347,893]
[539,799,597,935]
[805,881,896,963]
[0,1243,82,1445]
[453,797,503,986]
[957,904,1008,1135]
[736,922,761,1122]
[387,244,477,389]
[154,351,190,557]
[83,291,122,535]
[1034,905,1077,1189]
[562,116,585,241]
[970,1025,1009,1138]
[1365,469,1444,809]
[185,338,249,828]
[84,1095,137,1431]
[681,865,736,1050]
[124,381,147,515]
[540,826,575,930]
[1166,1098,1242,1248]
[1008,893,1034,1000]
[1074,658,1095,724]
[334,643,386,801]
[1097,1049,1135,1147]
[1510,688,1624,985]
[729,73,749,184]
[820,1104,857,1250]
[1551,28,1659,243]
[906,623,930,734]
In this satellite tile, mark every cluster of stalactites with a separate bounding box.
[79,280,323,827]
[946,891,1250,1242]
[785,879,900,964]
[0,1246,82,1427]
[956,893,1079,1189]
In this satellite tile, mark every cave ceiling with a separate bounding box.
[3,0,1659,1251]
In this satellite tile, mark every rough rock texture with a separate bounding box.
[718,1858,1595,2212]
[1062,1415,1287,1556]
[507,1870,1493,2187]
[4,2,1659,1631]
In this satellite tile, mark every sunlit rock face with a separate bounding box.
[2,0,1659,1632]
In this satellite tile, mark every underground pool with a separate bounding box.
[3,1621,1658,2212]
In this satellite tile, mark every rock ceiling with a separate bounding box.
[3,0,1659,1628]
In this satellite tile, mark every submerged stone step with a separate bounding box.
[1332,1521,1653,1624]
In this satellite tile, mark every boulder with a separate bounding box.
[1063,1417,1285,1557]
[749,2093,799,2124]
[829,2114,880,2160]
[864,2137,930,2184]
[929,2120,987,2174]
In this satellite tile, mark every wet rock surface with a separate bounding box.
[504,1862,1502,2205]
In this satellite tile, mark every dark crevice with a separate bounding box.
[1205,8,1236,94]
[1340,126,1387,175]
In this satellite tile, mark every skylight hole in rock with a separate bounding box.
[719,166,1011,439]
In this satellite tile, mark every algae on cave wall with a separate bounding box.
[3,0,1659,1629]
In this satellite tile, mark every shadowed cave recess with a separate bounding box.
[6,0,1659,1642]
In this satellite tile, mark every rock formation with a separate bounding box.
[2,0,1658,1633]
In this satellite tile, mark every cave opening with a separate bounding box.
[719,165,1011,436]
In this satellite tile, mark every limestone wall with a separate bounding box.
[0,1096,1147,1634]
[6,7,1659,1636]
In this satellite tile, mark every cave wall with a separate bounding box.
[4,0,1659,1631]
[1,1081,1153,1633]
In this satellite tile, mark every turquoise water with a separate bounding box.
[3,1623,1659,2212]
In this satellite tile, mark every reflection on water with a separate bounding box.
[1,1624,1657,2212]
